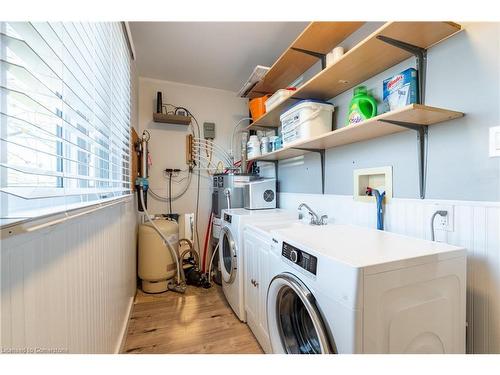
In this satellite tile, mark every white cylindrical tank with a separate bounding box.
[138,218,179,293]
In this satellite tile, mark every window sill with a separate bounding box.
[0,194,134,239]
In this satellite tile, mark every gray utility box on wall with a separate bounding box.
[203,122,216,139]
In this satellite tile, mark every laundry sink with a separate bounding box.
[244,220,304,236]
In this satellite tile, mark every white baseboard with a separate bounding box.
[115,295,135,354]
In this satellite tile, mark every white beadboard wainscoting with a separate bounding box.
[279,192,500,354]
[0,197,137,353]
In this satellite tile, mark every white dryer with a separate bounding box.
[219,208,296,322]
[267,224,467,354]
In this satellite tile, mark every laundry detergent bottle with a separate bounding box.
[346,86,377,125]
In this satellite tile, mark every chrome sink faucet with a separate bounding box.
[298,203,328,225]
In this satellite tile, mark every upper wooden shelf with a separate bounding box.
[248,104,463,162]
[247,22,364,99]
[248,21,462,129]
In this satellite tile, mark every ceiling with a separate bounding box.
[129,22,308,92]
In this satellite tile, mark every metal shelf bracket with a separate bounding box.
[377,34,429,199]
[291,148,326,194]
[376,35,427,103]
[380,120,428,199]
[290,47,327,70]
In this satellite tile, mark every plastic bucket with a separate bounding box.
[280,100,334,146]
[249,95,271,121]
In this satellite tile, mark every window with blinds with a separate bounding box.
[0,22,131,226]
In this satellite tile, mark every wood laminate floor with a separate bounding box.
[121,285,263,354]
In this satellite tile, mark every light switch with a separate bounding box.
[489,126,500,157]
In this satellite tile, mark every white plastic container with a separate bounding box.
[265,88,296,112]
[247,135,261,159]
[260,136,271,155]
[212,217,222,239]
[326,46,344,67]
[280,100,334,146]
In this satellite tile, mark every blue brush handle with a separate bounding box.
[372,189,386,230]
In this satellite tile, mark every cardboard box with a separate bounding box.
[383,68,418,112]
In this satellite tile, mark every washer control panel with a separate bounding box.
[282,241,317,275]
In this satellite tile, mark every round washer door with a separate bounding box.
[219,226,237,284]
[267,272,334,354]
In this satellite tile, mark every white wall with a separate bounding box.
[0,198,137,353]
[278,192,500,354]
[138,77,248,256]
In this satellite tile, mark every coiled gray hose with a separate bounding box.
[148,171,193,202]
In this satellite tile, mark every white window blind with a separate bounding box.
[0,22,131,226]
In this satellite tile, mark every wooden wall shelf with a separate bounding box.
[247,22,364,98]
[248,104,463,162]
[247,21,461,129]
[244,21,463,199]
[153,112,192,125]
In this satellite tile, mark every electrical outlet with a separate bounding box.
[489,126,500,157]
[432,204,454,232]
[165,168,181,178]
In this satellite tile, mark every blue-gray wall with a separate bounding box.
[271,22,500,202]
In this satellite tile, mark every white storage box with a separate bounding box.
[265,88,296,112]
[280,100,334,146]
[212,217,222,239]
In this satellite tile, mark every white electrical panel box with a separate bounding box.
[353,166,393,202]
[489,126,500,157]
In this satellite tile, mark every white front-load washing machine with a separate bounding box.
[218,208,296,322]
[266,224,467,354]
